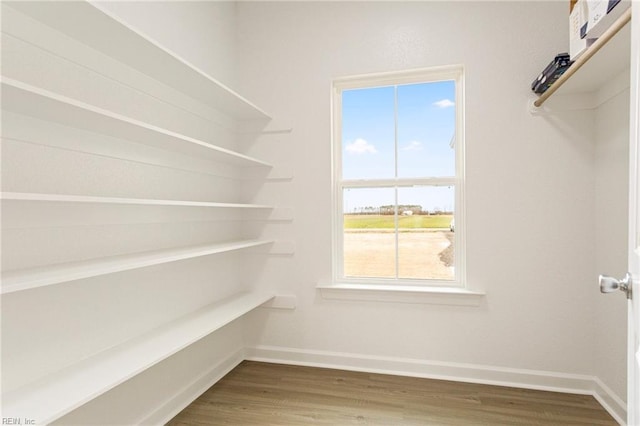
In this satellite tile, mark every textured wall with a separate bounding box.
[237,0,603,381]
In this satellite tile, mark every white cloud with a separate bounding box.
[433,99,455,108]
[401,141,423,151]
[345,138,377,154]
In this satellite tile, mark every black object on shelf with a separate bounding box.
[531,53,573,95]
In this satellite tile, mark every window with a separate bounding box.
[332,66,465,288]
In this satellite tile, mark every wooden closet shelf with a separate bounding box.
[533,7,631,108]
[2,291,275,424]
[0,192,272,209]
[1,240,275,294]
[1,78,273,168]
[5,1,271,121]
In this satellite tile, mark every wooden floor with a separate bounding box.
[167,361,617,425]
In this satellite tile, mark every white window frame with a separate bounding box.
[331,65,466,290]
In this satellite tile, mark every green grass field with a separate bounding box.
[344,214,452,229]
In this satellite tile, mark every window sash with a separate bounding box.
[341,177,456,189]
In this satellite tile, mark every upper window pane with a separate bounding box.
[397,81,456,178]
[342,81,456,180]
[341,86,395,180]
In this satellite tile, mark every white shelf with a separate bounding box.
[1,78,273,168]
[1,239,273,294]
[5,1,270,121]
[557,24,631,96]
[1,291,275,424]
[0,192,272,209]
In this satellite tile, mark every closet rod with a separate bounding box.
[534,7,632,108]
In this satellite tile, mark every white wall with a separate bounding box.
[237,0,603,386]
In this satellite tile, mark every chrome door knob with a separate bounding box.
[599,272,633,299]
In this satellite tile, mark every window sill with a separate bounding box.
[316,282,485,306]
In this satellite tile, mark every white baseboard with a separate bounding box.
[137,348,245,425]
[593,377,628,426]
[245,345,627,425]
[130,344,627,425]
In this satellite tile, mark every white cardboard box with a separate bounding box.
[570,0,595,60]
[585,0,630,39]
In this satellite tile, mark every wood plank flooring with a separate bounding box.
[167,361,618,425]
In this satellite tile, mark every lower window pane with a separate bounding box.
[343,187,396,278]
[397,186,455,280]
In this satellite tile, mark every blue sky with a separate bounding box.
[341,80,456,213]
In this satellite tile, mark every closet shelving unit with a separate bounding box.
[532,8,631,110]
[1,1,292,423]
